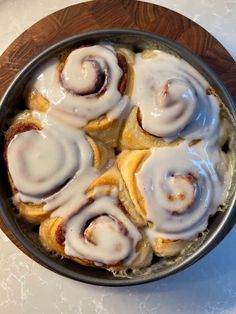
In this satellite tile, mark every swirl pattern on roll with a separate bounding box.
[7,113,95,216]
[136,140,224,240]
[30,45,128,127]
[65,196,141,266]
[132,51,220,140]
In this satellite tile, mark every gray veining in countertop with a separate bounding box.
[0,1,236,313]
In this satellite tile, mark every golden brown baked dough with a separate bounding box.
[39,216,96,267]
[119,106,182,150]
[86,165,145,226]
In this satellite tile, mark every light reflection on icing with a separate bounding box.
[132,51,220,140]
[136,140,224,240]
[30,45,127,126]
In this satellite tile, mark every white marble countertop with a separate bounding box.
[0,1,236,313]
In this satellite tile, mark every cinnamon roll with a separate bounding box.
[40,194,153,271]
[116,140,225,256]
[5,111,113,223]
[120,50,220,149]
[26,45,133,147]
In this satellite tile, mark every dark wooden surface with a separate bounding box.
[0,0,235,254]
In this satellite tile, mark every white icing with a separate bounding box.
[106,95,129,121]
[50,169,97,218]
[132,51,220,140]
[8,127,79,197]
[136,140,224,240]
[8,112,97,218]
[30,45,127,126]
[65,196,141,266]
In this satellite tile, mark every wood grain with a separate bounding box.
[0,0,235,255]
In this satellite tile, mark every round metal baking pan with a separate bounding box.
[0,29,235,286]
